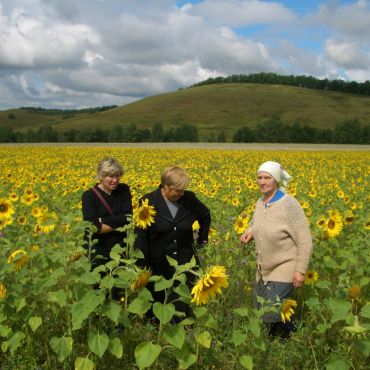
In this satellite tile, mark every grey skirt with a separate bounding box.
[253,279,294,323]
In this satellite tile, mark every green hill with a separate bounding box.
[2,84,370,138]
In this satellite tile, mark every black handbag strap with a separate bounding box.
[92,186,114,215]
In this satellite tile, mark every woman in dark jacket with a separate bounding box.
[82,157,133,270]
[134,166,211,318]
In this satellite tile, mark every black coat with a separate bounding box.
[82,183,133,264]
[134,186,211,278]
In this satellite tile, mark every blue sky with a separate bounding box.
[0,0,369,109]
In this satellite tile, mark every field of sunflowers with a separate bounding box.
[0,145,369,370]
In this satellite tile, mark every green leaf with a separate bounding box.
[153,302,175,324]
[173,283,191,298]
[248,317,261,338]
[239,354,253,369]
[233,307,249,317]
[134,341,161,369]
[325,298,352,323]
[71,291,105,330]
[193,306,207,318]
[166,255,178,267]
[174,344,197,369]
[316,280,331,289]
[104,301,122,323]
[28,317,42,332]
[75,357,94,370]
[325,357,349,370]
[195,331,212,348]
[355,340,370,356]
[100,275,115,290]
[8,331,25,354]
[88,332,109,358]
[304,297,320,310]
[0,324,11,338]
[15,297,26,312]
[1,341,8,353]
[204,314,218,329]
[108,337,123,359]
[232,330,247,346]
[163,324,185,349]
[154,276,173,291]
[127,297,152,315]
[360,303,370,319]
[50,336,73,362]
[47,290,67,308]
[79,271,101,285]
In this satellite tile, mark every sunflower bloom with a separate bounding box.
[8,249,29,271]
[131,268,152,291]
[0,199,14,221]
[134,199,156,229]
[36,212,58,233]
[304,270,319,285]
[348,285,361,300]
[0,283,6,299]
[191,265,229,305]
[234,213,249,235]
[280,299,297,323]
[324,213,343,238]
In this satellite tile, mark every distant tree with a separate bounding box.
[333,119,362,144]
[0,127,16,142]
[232,126,254,142]
[7,113,16,119]
[173,123,198,142]
[108,125,124,142]
[217,130,226,142]
[37,124,58,142]
[151,123,164,142]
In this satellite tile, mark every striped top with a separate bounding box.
[248,193,313,283]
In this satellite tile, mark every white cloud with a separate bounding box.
[0,0,369,110]
[325,39,370,69]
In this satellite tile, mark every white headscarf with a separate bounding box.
[258,161,291,191]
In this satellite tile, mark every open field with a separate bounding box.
[1,142,369,151]
[2,84,370,138]
[0,146,369,369]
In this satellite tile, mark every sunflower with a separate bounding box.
[348,285,361,300]
[17,215,27,225]
[21,194,34,205]
[36,211,58,233]
[191,265,229,305]
[131,268,152,291]
[9,193,19,202]
[134,199,156,229]
[304,270,319,285]
[234,214,248,235]
[192,220,200,231]
[324,213,343,238]
[343,210,355,225]
[316,216,326,229]
[8,249,29,271]
[0,283,6,299]
[337,190,344,198]
[31,206,41,218]
[231,197,240,207]
[0,199,14,221]
[280,299,297,323]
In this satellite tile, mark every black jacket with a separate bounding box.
[134,186,211,277]
[82,183,133,262]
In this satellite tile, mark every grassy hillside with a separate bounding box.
[2,84,370,137]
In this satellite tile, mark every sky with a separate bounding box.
[0,0,369,110]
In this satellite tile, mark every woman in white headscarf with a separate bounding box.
[240,161,312,338]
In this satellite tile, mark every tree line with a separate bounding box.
[19,105,118,115]
[190,73,370,96]
[0,119,368,144]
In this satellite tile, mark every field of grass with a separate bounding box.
[2,84,370,137]
[0,146,369,369]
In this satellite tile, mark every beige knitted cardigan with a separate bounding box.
[248,193,312,283]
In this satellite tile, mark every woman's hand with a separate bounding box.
[293,271,305,288]
[240,230,253,244]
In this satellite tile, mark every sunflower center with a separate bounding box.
[0,204,8,212]
[139,207,150,219]
[328,219,335,229]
